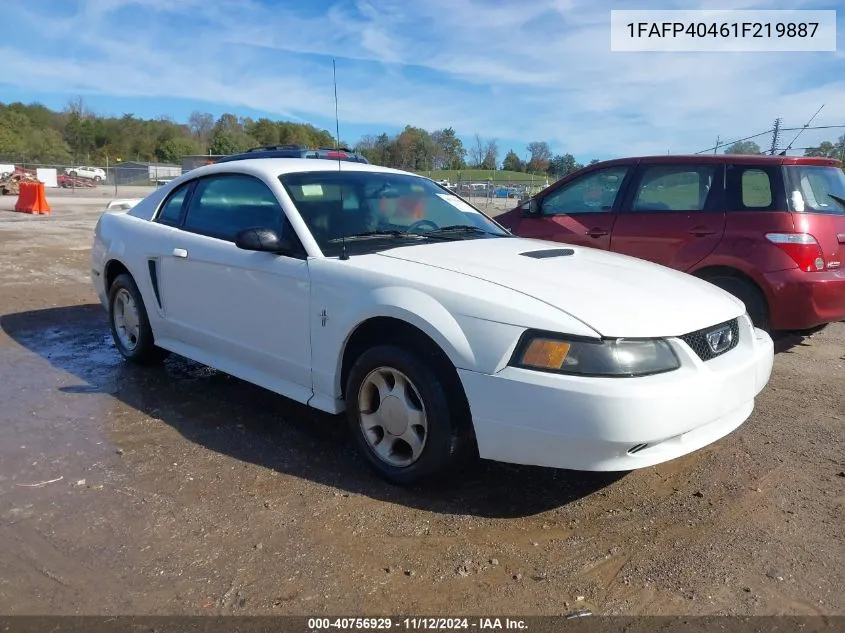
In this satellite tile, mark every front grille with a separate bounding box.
[679,318,740,361]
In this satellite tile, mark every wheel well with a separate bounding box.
[340,317,472,430]
[104,260,131,293]
[693,265,769,310]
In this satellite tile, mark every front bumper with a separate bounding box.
[458,316,774,471]
[765,267,845,330]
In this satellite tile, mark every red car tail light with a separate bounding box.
[325,151,348,159]
[765,233,826,272]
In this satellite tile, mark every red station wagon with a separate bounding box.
[497,155,845,332]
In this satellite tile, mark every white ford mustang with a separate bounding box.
[91,158,774,485]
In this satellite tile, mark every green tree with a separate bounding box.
[64,112,96,157]
[804,137,845,160]
[431,127,465,169]
[245,118,280,146]
[502,150,523,172]
[548,153,580,178]
[724,140,761,155]
[209,130,242,155]
[156,137,199,163]
[392,126,435,170]
[356,133,393,166]
[0,106,71,162]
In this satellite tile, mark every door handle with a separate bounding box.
[837,233,845,244]
[586,228,609,238]
[688,226,716,237]
[172,248,188,258]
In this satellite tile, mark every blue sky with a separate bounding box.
[1,0,844,162]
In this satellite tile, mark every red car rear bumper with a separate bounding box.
[764,268,845,330]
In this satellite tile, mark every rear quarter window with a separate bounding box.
[156,183,190,225]
[726,164,781,211]
[741,169,772,208]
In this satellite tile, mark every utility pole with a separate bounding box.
[769,118,782,155]
[714,136,720,154]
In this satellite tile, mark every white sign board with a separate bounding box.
[36,168,58,188]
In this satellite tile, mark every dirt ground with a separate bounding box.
[0,190,842,617]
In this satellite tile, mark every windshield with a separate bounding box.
[784,165,845,215]
[279,170,509,255]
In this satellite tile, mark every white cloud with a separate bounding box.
[3,0,845,159]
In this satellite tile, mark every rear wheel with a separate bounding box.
[701,274,769,331]
[108,273,169,364]
[345,345,471,486]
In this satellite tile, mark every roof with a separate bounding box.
[215,145,369,164]
[176,157,412,181]
[593,154,842,168]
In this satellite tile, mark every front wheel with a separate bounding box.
[345,345,470,486]
[108,273,169,364]
[701,274,770,331]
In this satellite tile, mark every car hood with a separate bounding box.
[376,238,745,337]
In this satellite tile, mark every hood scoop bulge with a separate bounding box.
[519,248,575,259]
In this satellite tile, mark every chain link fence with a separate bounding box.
[0,157,555,216]
[0,156,181,197]
[421,175,554,215]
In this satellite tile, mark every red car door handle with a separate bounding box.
[586,228,609,238]
[837,233,845,244]
[688,226,717,237]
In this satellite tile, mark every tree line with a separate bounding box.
[0,99,595,179]
[355,128,598,178]
[11,98,840,177]
[722,137,845,160]
[0,99,338,165]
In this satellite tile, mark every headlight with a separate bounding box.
[510,331,680,377]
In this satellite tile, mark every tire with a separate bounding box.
[108,273,169,364]
[345,344,471,486]
[94,176,103,182]
[701,274,769,331]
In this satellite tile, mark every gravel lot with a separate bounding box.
[0,190,842,616]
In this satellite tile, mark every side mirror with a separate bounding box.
[235,227,293,255]
[520,198,540,216]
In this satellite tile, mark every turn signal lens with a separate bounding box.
[521,338,571,369]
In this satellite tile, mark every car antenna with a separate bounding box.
[782,103,824,154]
[333,57,349,261]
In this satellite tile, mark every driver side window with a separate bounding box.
[541,166,630,215]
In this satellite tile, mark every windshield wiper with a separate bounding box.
[827,192,845,207]
[424,225,503,236]
[327,230,425,243]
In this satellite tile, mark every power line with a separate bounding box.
[779,124,845,132]
[694,129,773,154]
[695,123,845,154]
